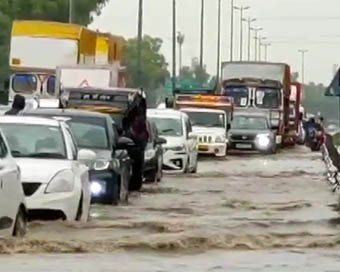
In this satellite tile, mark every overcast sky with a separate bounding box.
[90,0,340,85]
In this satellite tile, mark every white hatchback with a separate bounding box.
[148,109,198,173]
[0,116,96,222]
[0,130,27,237]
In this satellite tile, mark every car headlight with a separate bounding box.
[145,149,156,160]
[94,160,111,171]
[256,134,271,148]
[45,170,74,193]
[168,145,185,152]
[215,136,225,143]
[90,181,106,196]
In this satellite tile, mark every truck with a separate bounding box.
[221,61,292,147]
[7,20,125,102]
[174,93,234,157]
[285,82,303,145]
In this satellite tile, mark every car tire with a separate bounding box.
[190,159,198,173]
[13,208,27,237]
[75,193,83,221]
[156,156,163,182]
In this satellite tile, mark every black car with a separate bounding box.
[144,120,166,182]
[24,109,132,205]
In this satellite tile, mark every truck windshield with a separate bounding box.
[149,117,183,137]
[222,87,248,107]
[231,116,268,130]
[12,74,37,94]
[184,111,225,128]
[255,88,280,109]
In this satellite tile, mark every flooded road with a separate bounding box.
[2,146,340,271]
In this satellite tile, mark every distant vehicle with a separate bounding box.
[227,112,277,154]
[174,94,233,157]
[0,116,96,221]
[147,109,198,173]
[7,20,125,103]
[144,120,166,182]
[0,130,27,237]
[181,108,228,157]
[221,62,291,148]
[24,109,131,205]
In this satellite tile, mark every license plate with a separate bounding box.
[236,144,252,149]
[199,145,209,151]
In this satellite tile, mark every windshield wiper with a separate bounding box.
[162,129,175,133]
[27,152,65,159]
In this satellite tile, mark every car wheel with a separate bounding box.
[13,208,27,237]
[75,193,83,221]
[190,159,198,173]
[156,156,163,182]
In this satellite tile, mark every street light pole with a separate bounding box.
[243,17,256,61]
[216,0,222,85]
[252,27,262,61]
[230,0,234,61]
[234,6,249,61]
[177,32,185,73]
[172,0,177,93]
[69,0,73,23]
[200,0,204,68]
[298,49,308,85]
[137,0,143,87]
[258,36,266,61]
[262,42,271,62]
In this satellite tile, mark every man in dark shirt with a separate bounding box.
[5,95,26,115]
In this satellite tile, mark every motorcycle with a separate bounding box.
[306,127,325,151]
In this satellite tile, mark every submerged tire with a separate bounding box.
[13,208,27,237]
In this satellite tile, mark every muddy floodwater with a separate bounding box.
[2,146,340,271]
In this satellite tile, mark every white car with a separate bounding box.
[181,108,228,157]
[0,116,96,222]
[0,130,27,237]
[148,109,198,173]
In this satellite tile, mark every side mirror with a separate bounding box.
[188,132,196,140]
[78,149,96,167]
[117,137,135,150]
[227,123,231,131]
[156,137,167,145]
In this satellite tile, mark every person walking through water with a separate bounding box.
[5,94,26,115]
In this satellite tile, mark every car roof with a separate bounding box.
[180,107,225,114]
[0,116,61,127]
[147,109,185,119]
[25,108,109,119]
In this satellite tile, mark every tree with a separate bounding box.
[0,0,108,88]
[123,35,169,90]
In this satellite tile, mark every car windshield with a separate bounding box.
[0,123,66,159]
[255,88,280,109]
[66,117,109,150]
[222,87,248,107]
[185,111,225,128]
[149,117,183,137]
[231,116,268,130]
